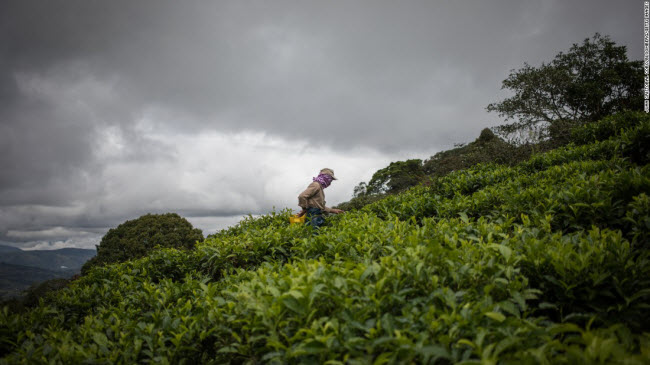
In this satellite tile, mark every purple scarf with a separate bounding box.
[313,173,334,188]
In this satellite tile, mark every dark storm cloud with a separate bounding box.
[1,1,641,147]
[0,0,642,248]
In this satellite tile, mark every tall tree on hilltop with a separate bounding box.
[487,33,643,143]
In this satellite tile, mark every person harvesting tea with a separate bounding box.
[297,168,344,228]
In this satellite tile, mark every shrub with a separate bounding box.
[81,213,203,275]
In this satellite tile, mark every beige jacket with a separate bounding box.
[298,181,334,213]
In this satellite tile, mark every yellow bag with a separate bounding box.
[289,214,306,224]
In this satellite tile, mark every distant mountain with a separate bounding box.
[0,246,96,272]
[0,244,22,253]
[0,246,96,300]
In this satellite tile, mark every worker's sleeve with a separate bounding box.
[317,189,335,213]
[298,183,319,209]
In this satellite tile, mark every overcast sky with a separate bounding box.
[0,0,643,250]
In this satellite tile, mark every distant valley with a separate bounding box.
[0,245,96,299]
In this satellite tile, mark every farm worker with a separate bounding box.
[297,168,344,228]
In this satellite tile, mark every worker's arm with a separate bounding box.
[301,204,343,215]
[314,202,344,215]
[323,205,344,214]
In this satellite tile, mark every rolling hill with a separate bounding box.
[0,246,95,300]
[0,246,96,272]
[1,112,648,363]
[0,263,73,299]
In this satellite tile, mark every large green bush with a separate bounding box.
[81,213,204,275]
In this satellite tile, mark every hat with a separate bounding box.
[320,168,337,180]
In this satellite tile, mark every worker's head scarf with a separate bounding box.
[313,173,334,188]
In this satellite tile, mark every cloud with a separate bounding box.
[2,1,639,150]
[6,227,95,241]
[21,238,100,251]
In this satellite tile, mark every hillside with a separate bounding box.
[0,247,96,300]
[0,247,96,272]
[0,263,73,300]
[1,112,649,363]
[0,246,21,254]
[336,128,540,212]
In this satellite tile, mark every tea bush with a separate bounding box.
[571,111,649,145]
[2,114,650,363]
[81,213,204,275]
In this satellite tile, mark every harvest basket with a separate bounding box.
[289,214,306,224]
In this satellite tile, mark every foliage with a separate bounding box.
[23,279,70,306]
[357,159,425,197]
[338,128,542,212]
[487,33,643,143]
[338,129,513,212]
[81,213,203,275]
[335,193,385,212]
[2,114,650,363]
[423,128,536,177]
[338,159,426,212]
[571,111,650,145]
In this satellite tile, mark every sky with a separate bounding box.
[0,0,643,250]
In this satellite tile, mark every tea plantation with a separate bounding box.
[1,112,649,364]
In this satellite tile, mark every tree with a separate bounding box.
[364,159,424,196]
[336,160,424,212]
[81,213,203,274]
[487,33,643,143]
[423,128,530,176]
[352,182,369,198]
